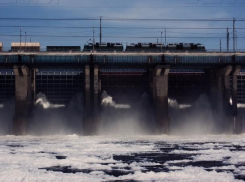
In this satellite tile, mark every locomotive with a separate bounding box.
[126,43,164,52]
[126,43,206,52]
[47,46,81,52]
[166,43,206,51]
[84,42,123,52]
[83,42,206,52]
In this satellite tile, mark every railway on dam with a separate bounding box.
[0,51,245,135]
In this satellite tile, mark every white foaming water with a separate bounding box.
[35,93,65,109]
[101,91,131,109]
[0,135,244,182]
[168,98,192,109]
[238,104,245,108]
[230,98,245,108]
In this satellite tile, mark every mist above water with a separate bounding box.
[0,99,14,135]
[169,94,227,135]
[29,93,84,135]
[98,91,156,135]
[0,91,244,136]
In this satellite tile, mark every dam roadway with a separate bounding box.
[0,51,245,135]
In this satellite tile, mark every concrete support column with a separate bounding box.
[83,64,101,135]
[93,65,100,134]
[231,65,242,134]
[210,65,232,133]
[153,65,170,134]
[85,65,90,115]
[84,64,91,135]
[13,65,34,135]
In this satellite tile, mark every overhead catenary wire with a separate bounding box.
[2,34,245,39]
[0,17,245,22]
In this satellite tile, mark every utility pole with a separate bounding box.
[20,27,22,51]
[220,39,222,52]
[227,28,229,52]
[93,27,95,52]
[100,16,102,45]
[25,32,26,52]
[233,17,236,52]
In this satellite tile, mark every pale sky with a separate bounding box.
[0,0,244,50]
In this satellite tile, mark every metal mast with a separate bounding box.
[161,32,162,52]
[164,27,166,50]
[227,28,229,52]
[100,16,102,45]
[220,39,221,52]
[25,32,26,51]
[236,30,237,50]
[20,27,22,51]
[233,17,236,52]
[93,27,95,52]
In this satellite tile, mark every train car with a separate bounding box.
[0,43,2,52]
[166,43,206,52]
[84,42,123,52]
[126,43,165,52]
[11,42,40,52]
[47,46,81,52]
[166,43,177,51]
[196,43,206,51]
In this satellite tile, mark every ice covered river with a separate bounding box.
[0,134,245,182]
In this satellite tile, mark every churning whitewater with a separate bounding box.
[0,135,245,182]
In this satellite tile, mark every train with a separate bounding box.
[3,42,206,52]
[84,42,206,52]
[84,42,124,52]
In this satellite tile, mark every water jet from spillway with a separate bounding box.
[29,93,84,135]
[101,91,131,109]
[168,99,192,109]
[35,93,65,109]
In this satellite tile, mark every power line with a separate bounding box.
[2,25,245,30]
[0,17,245,21]
[2,34,245,39]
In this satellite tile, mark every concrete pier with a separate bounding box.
[153,65,170,134]
[210,65,233,133]
[93,65,100,134]
[13,65,34,135]
[83,64,100,135]
[231,65,242,134]
[84,64,91,135]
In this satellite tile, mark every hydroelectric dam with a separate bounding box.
[0,52,245,135]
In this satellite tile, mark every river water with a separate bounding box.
[0,134,244,182]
